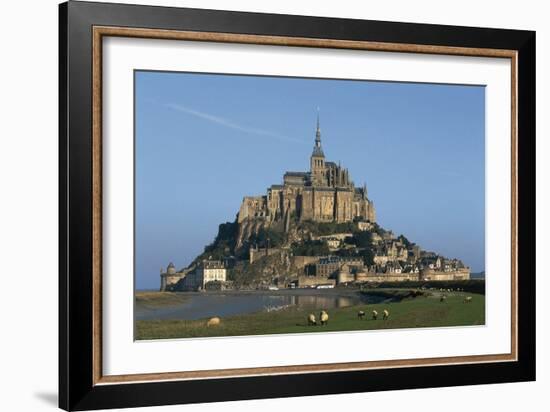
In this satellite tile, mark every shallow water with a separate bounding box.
[136,291,385,321]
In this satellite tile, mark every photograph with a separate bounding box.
[134,71,486,340]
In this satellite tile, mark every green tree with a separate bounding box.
[398,234,411,248]
[360,248,375,266]
[352,231,372,248]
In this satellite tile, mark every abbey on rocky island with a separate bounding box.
[159,114,471,292]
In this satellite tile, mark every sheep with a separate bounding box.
[206,316,221,327]
[383,309,390,320]
[357,310,366,320]
[464,296,473,303]
[307,313,317,326]
[440,294,447,303]
[320,310,329,326]
[372,310,378,320]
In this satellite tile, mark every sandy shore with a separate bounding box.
[135,291,190,308]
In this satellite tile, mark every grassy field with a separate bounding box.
[135,291,189,309]
[136,290,485,340]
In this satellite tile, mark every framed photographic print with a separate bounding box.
[59,1,535,410]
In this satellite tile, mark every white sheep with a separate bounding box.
[320,310,329,326]
[440,295,447,303]
[383,309,390,320]
[206,316,221,327]
[464,296,473,303]
[372,310,378,320]
[307,313,317,326]
[357,310,366,320]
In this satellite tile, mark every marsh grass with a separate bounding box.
[136,291,484,340]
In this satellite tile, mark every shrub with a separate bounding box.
[291,240,330,256]
[298,220,357,236]
[249,227,286,248]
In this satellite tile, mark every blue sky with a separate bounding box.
[135,71,485,290]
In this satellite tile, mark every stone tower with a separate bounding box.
[310,113,325,186]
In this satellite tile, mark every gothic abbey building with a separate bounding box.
[237,117,376,225]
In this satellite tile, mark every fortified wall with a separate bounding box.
[420,267,471,281]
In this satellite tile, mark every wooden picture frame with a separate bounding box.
[59,1,535,410]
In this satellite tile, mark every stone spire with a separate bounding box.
[312,109,324,157]
[315,111,321,145]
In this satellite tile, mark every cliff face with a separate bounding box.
[230,252,293,288]
[192,215,345,265]
[235,219,270,250]
[191,218,286,264]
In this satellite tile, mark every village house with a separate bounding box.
[160,259,227,291]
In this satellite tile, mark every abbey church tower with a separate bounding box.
[310,114,326,186]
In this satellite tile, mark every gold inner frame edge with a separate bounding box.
[91,26,518,386]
